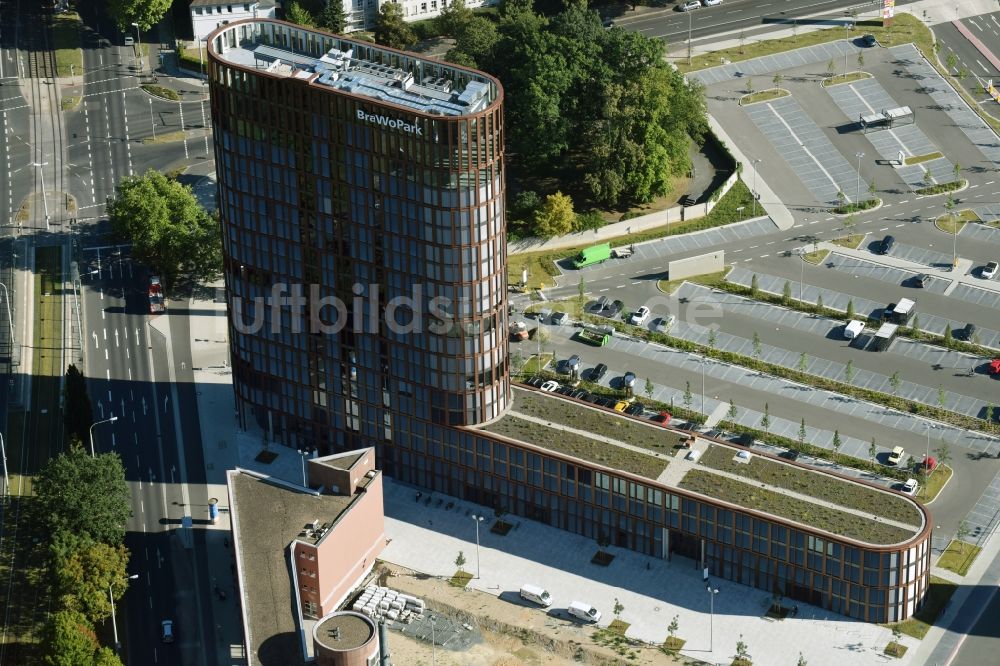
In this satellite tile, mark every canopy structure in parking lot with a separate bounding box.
[859,106,914,134]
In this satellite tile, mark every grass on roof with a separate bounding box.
[481,415,667,480]
[679,469,916,545]
[511,388,687,455]
[699,445,922,526]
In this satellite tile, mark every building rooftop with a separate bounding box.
[210,20,498,117]
[229,470,356,666]
[313,612,375,652]
[476,386,925,546]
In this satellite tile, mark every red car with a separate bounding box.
[651,411,671,426]
[990,359,1000,376]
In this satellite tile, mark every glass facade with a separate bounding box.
[208,19,930,624]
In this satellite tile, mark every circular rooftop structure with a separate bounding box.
[313,611,377,666]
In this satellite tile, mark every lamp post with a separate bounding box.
[701,355,707,416]
[0,281,15,349]
[148,97,155,140]
[1,432,8,500]
[430,615,436,666]
[110,574,139,651]
[707,586,719,653]
[687,9,693,64]
[855,152,865,206]
[297,449,310,487]
[845,21,850,74]
[89,416,118,456]
[752,159,762,217]
[29,161,50,230]
[131,22,142,76]
[471,514,485,578]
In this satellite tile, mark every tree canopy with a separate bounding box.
[55,540,131,625]
[44,610,99,666]
[534,192,575,238]
[106,0,171,31]
[374,2,416,49]
[34,444,132,546]
[317,1,348,33]
[106,170,221,285]
[445,4,707,217]
[284,0,316,27]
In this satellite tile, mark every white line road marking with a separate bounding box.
[115,329,119,346]
[987,181,996,185]
[134,433,138,446]
[106,369,110,381]
[599,288,609,292]
[105,348,108,360]
[895,223,905,227]
[759,254,770,258]
[970,184,980,188]
[127,366,132,380]
[880,227,890,231]
[103,328,107,340]
[100,288,104,300]
[111,433,116,448]
[101,309,105,319]
[93,331,99,348]
[126,348,130,359]
[976,59,990,74]
[899,200,909,204]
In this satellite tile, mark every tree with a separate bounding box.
[956,520,971,543]
[645,377,655,401]
[797,352,808,373]
[43,609,99,666]
[934,443,951,475]
[707,329,718,351]
[958,65,969,80]
[943,324,954,347]
[34,444,132,546]
[938,384,946,410]
[782,280,792,303]
[455,551,467,571]
[533,192,575,238]
[772,72,783,90]
[437,0,474,36]
[836,190,847,208]
[889,371,901,397]
[815,293,823,311]
[735,633,751,663]
[63,364,93,446]
[953,162,962,181]
[869,439,878,464]
[576,277,586,318]
[798,653,808,666]
[94,648,124,666]
[987,405,996,424]
[106,0,171,31]
[449,16,499,68]
[798,418,807,446]
[316,1,347,32]
[54,539,131,625]
[760,403,770,434]
[923,168,933,188]
[843,212,856,233]
[374,1,416,49]
[613,597,624,619]
[739,30,746,54]
[910,314,920,334]
[683,381,693,411]
[827,58,835,76]
[857,52,864,71]
[107,170,221,285]
[667,614,679,639]
[869,178,877,198]
[846,299,855,319]
[946,51,958,73]
[746,76,754,94]
[284,0,317,26]
[844,359,854,384]
[752,332,762,364]
[832,430,842,455]
[727,399,738,421]
[750,273,759,295]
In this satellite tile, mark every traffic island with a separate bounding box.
[822,71,873,87]
[739,88,790,105]
[935,209,979,234]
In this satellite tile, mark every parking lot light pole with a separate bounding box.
[471,514,485,578]
[110,574,139,651]
[29,161,50,230]
[148,97,155,139]
[297,449,310,487]
[89,416,118,456]
[707,586,719,652]
[855,152,865,205]
[131,22,142,76]
[751,159,762,217]
[701,356,706,416]
[798,249,805,301]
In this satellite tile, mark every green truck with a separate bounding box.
[571,243,611,269]
[577,327,611,346]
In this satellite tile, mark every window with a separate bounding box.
[195,7,203,14]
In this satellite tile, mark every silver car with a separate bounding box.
[679,1,701,11]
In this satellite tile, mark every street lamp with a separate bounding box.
[855,152,865,206]
[707,586,719,653]
[0,281,15,350]
[797,248,806,301]
[687,9,693,64]
[701,355,707,416]
[131,22,142,76]
[471,514,485,578]
[297,449,310,487]
[430,615,437,666]
[89,416,118,456]
[148,97,155,140]
[751,159,762,217]
[110,574,139,651]
[1,432,8,500]
[29,161,50,230]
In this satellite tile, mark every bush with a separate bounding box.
[511,190,542,218]
[574,210,605,232]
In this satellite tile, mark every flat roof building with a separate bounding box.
[207,19,929,626]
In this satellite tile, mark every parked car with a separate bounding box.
[861,33,877,47]
[655,315,676,333]
[913,273,930,288]
[540,381,561,392]
[982,261,999,279]
[604,299,625,318]
[525,377,545,388]
[651,411,671,425]
[590,363,608,382]
[626,402,645,415]
[781,449,801,461]
[702,0,723,5]
[589,295,610,314]
[613,400,630,412]
[685,449,701,462]
[877,235,895,255]
[557,354,581,375]
[990,359,1000,376]
[556,386,575,396]
[622,371,637,388]
[887,446,905,465]
[959,323,977,342]
[586,393,603,404]
[161,619,175,643]
[678,0,701,10]
[596,397,616,408]
[901,478,919,496]
[551,311,569,326]
[630,306,651,326]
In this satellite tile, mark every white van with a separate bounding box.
[519,584,552,607]
[567,601,601,623]
[844,320,866,340]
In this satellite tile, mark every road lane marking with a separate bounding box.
[106,369,110,381]
[103,328,107,340]
[976,58,990,74]
[104,349,108,360]
[127,366,132,380]
[899,200,909,204]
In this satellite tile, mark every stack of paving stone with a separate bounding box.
[351,584,425,623]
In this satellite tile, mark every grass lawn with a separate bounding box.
[915,180,965,196]
[659,268,729,294]
[919,465,952,503]
[679,470,916,544]
[885,641,908,658]
[677,14,932,74]
[891,575,957,639]
[607,619,630,635]
[699,445,923,526]
[53,11,83,77]
[508,181,756,290]
[802,249,830,264]
[935,209,979,234]
[60,95,81,111]
[481,415,668,479]
[822,71,873,87]
[741,89,790,104]
[830,234,865,249]
[511,387,687,454]
[905,151,945,166]
[937,540,982,576]
[448,570,473,588]
[141,84,181,101]
[662,636,686,654]
[520,353,553,376]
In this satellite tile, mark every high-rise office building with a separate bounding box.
[208,20,930,624]
[208,18,507,459]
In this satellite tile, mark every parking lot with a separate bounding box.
[825,252,950,293]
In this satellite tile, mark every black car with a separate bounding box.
[571,389,590,400]
[556,386,575,396]
[960,322,977,341]
[586,393,603,404]
[913,273,930,288]
[780,450,801,461]
[525,377,545,388]
[877,235,895,255]
[861,34,877,47]
[596,397,616,408]
[590,363,608,382]
[609,299,625,317]
[626,402,645,415]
